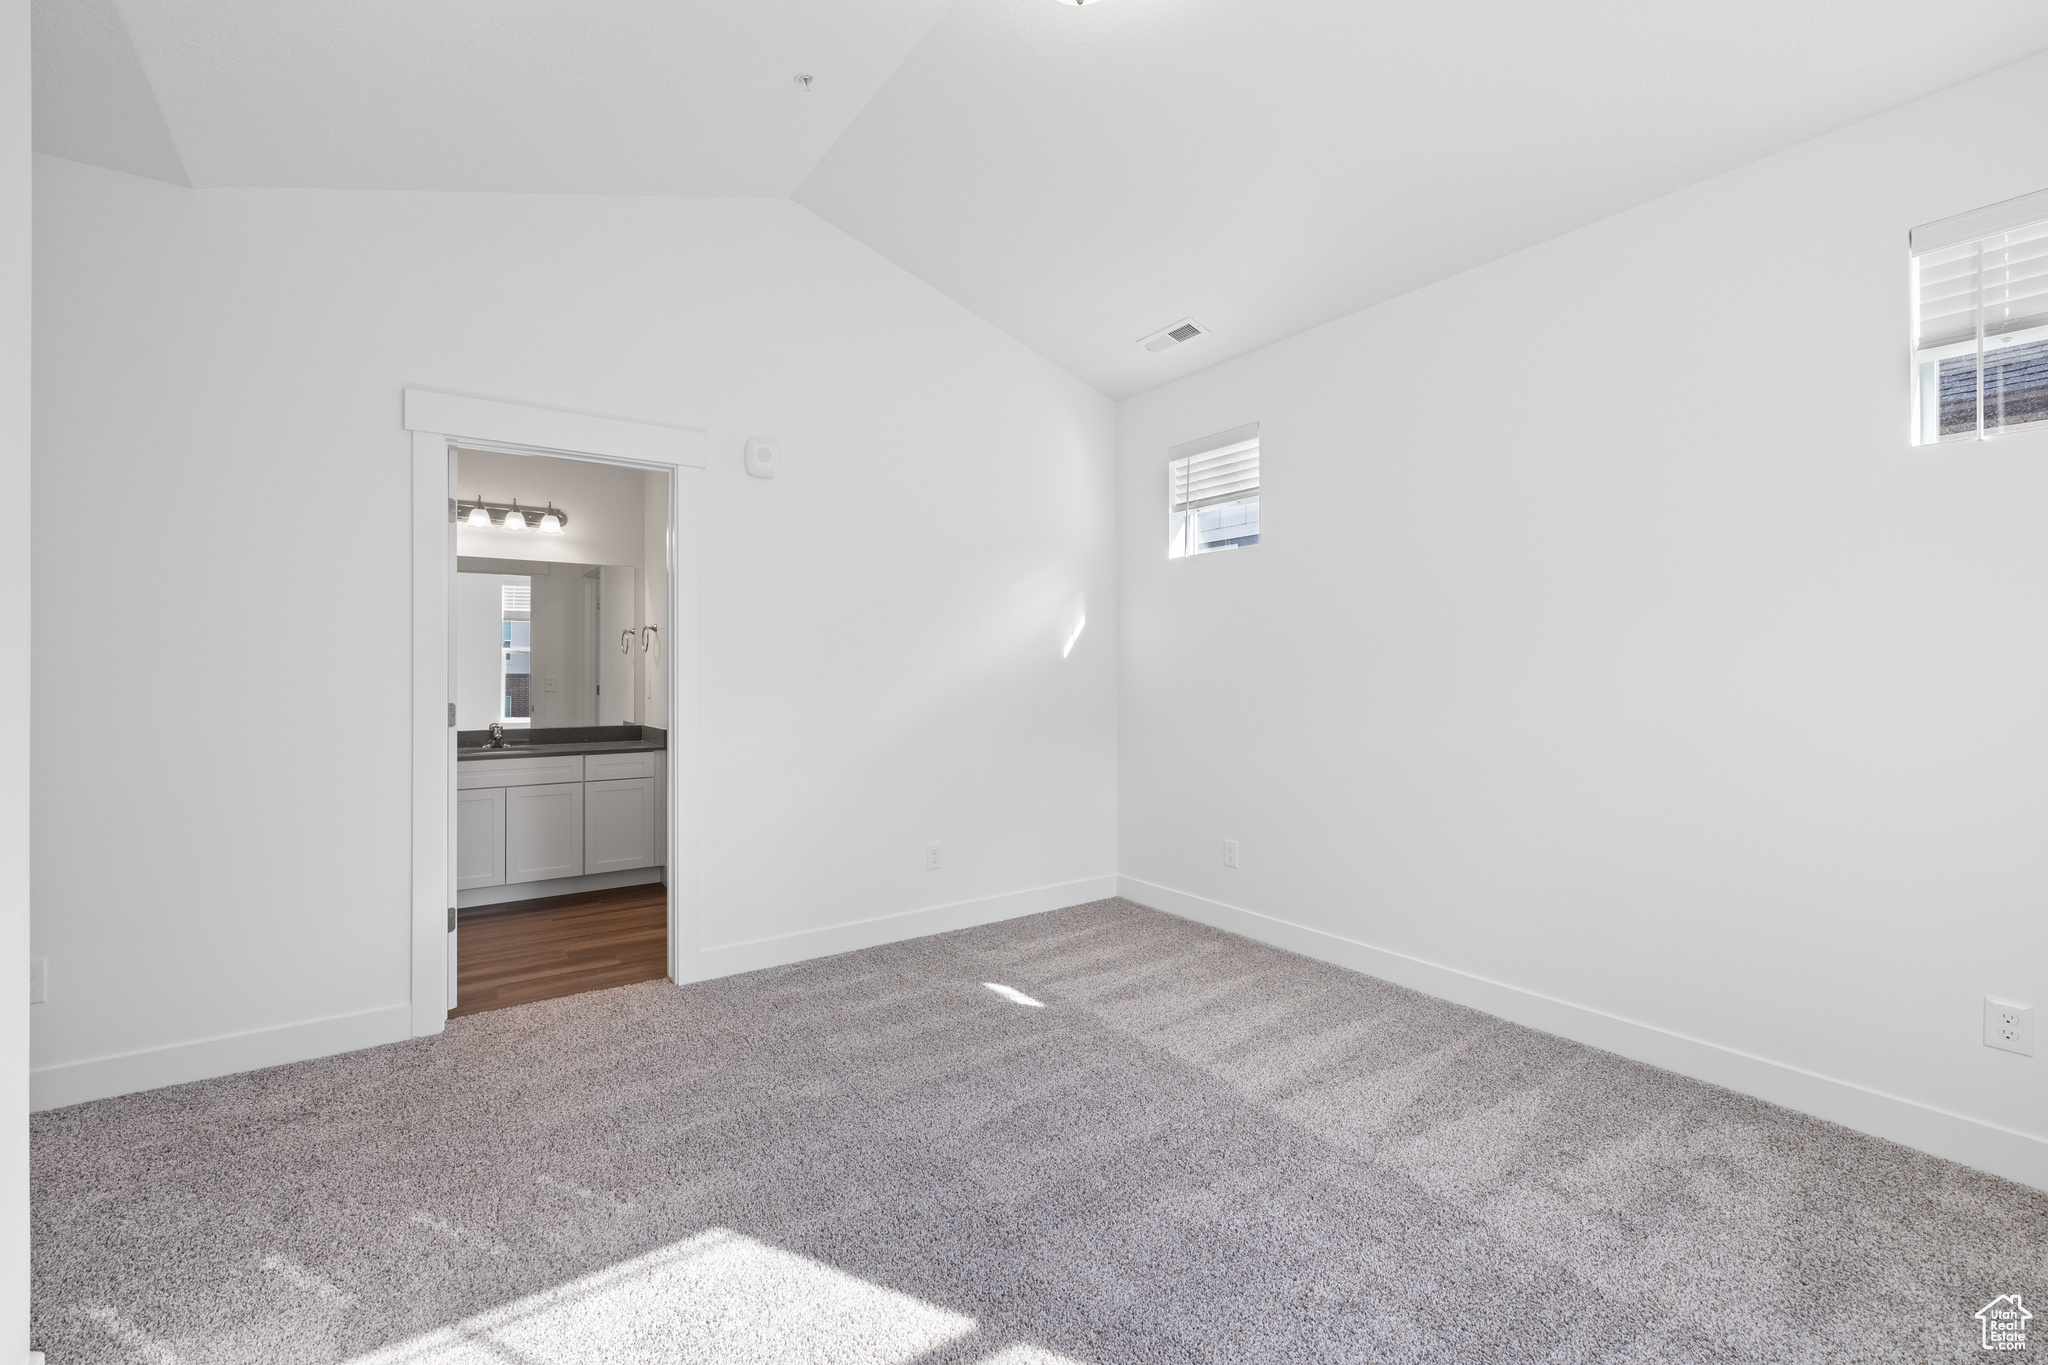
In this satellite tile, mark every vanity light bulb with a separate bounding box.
[503,507,525,531]
[537,511,563,534]
[466,504,491,528]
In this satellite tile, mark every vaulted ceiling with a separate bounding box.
[34,0,2048,397]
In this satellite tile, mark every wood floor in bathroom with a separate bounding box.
[451,882,669,1017]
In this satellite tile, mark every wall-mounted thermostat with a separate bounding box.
[744,435,779,479]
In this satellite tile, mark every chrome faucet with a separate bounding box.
[485,722,508,749]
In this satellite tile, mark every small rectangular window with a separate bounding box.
[1911,189,2048,444]
[1168,423,1260,558]
[500,581,532,723]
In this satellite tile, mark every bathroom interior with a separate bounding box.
[451,446,672,1015]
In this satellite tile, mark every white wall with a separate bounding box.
[456,446,646,569]
[1,0,27,1348]
[31,163,1117,1103]
[1118,50,2048,1188]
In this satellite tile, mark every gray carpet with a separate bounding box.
[30,898,2048,1363]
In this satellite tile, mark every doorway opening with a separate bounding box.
[450,445,674,1014]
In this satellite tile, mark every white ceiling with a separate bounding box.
[34,0,953,195]
[34,0,2048,396]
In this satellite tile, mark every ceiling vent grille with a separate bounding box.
[1139,317,1209,353]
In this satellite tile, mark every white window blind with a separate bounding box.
[1169,430,1260,515]
[1166,422,1261,558]
[501,583,531,614]
[1911,189,2048,443]
[1914,224,2048,350]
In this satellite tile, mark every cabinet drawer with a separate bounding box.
[457,753,585,789]
[583,750,659,782]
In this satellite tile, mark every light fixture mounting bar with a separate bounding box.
[452,497,569,530]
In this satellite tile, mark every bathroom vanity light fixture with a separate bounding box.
[456,496,570,533]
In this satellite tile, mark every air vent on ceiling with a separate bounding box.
[1139,317,1209,353]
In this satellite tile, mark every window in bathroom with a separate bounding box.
[501,582,532,724]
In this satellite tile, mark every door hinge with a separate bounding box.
[448,906,456,932]
[448,702,456,727]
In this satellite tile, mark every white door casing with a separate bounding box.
[437,443,459,1017]
[408,390,705,1035]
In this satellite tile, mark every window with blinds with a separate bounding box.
[1912,189,2048,444]
[1167,423,1260,558]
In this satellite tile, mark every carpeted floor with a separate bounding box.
[30,898,2048,1363]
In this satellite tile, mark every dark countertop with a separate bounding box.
[456,725,666,761]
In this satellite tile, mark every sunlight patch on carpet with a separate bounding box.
[982,982,1045,1008]
[346,1228,975,1365]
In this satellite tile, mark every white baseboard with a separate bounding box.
[30,1003,412,1112]
[683,875,1120,981]
[1119,875,2048,1193]
[30,878,1115,1109]
[458,867,664,909]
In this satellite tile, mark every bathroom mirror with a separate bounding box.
[456,558,639,731]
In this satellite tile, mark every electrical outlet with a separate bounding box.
[29,958,46,1005]
[1223,839,1239,869]
[1985,997,2034,1056]
[926,842,943,871]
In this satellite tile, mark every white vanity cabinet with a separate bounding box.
[455,786,507,890]
[506,782,585,883]
[585,778,656,873]
[584,750,664,873]
[456,748,665,898]
[460,752,587,886]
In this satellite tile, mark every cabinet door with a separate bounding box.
[585,776,655,874]
[505,781,585,884]
[455,787,506,890]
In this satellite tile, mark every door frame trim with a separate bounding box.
[406,389,707,1034]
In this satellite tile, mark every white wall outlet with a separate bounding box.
[1985,997,2034,1056]
[29,958,46,1005]
[544,675,558,693]
[1223,839,1239,869]
[744,435,779,479]
[926,841,943,871]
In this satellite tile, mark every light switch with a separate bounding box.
[544,676,558,693]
